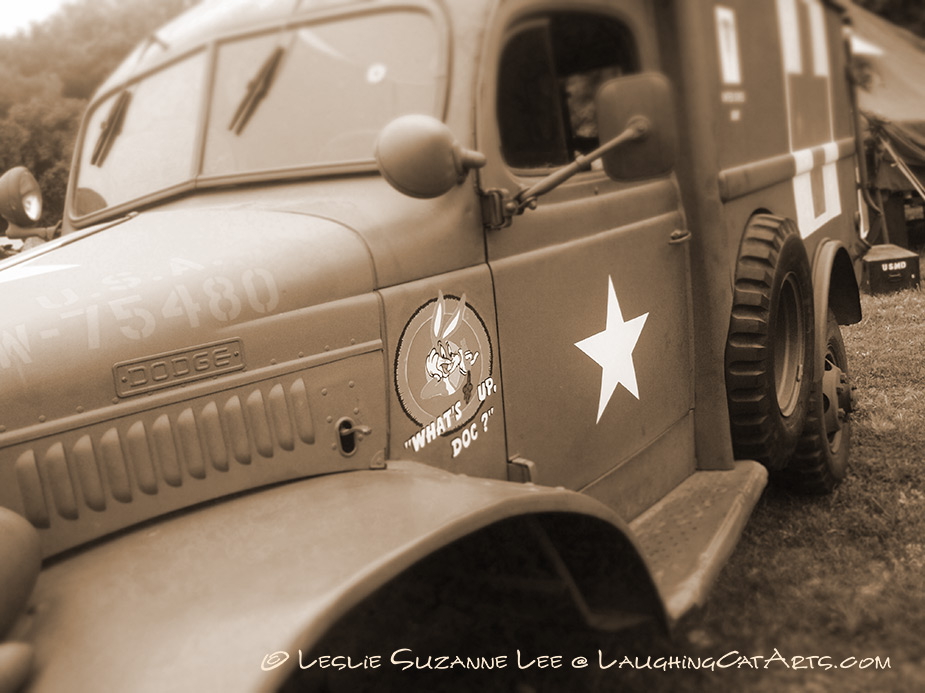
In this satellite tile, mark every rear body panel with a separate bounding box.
[658,0,861,466]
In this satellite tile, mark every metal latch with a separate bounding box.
[669,228,691,244]
[335,417,371,457]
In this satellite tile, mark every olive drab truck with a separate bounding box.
[0,0,864,690]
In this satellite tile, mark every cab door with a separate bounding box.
[478,2,695,518]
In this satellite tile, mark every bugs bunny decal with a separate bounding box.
[420,292,479,403]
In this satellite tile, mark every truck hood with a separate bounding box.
[0,207,387,558]
[0,207,376,434]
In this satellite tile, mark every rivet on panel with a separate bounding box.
[348,381,355,388]
[331,444,337,451]
[76,406,84,414]
[270,359,277,365]
[298,352,304,358]
[38,415,46,423]
[324,345,330,351]
[350,338,356,345]
[326,416,333,424]
[353,408,359,415]
[321,388,327,396]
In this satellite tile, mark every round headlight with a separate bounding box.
[0,166,43,228]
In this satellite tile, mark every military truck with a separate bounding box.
[0,0,864,690]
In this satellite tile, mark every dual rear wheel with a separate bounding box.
[776,313,853,494]
[725,214,851,494]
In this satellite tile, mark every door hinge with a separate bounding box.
[480,188,519,231]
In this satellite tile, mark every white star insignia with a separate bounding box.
[574,276,649,423]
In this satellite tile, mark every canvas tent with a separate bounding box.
[846,1,925,247]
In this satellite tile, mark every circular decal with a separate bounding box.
[395,292,493,432]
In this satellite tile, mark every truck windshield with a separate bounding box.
[72,9,442,218]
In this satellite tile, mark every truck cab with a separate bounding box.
[0,0,862,690]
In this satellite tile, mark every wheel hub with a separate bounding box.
[821,353,851,439]
[774,273,804,417]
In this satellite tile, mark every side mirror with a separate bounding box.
[596,73,679,180]
[375,115,486,199]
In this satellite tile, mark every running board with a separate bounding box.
[629,461,767,625]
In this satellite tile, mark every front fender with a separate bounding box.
[14,462,660,693]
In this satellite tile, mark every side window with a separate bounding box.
[497,12,639,170]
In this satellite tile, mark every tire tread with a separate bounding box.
[724,214,814,471]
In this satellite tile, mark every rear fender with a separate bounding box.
[812,240,862,338]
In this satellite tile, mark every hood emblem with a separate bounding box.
[113,338,245,398]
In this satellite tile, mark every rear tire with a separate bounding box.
[725,215,814,471]
[774,312,852,494]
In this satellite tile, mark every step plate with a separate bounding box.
[629,461,767,624]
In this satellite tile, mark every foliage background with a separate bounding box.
[857,0,925,39]
[0,0,921,229]
[0,0,195,230]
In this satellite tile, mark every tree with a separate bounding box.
[0,94,85,226]
[0,0,195,230]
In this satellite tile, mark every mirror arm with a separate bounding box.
[515,115,650,212]
[452,143,487,181]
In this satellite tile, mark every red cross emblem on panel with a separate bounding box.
[776,0,841,237]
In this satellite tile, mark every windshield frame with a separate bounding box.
[67,1,450,228]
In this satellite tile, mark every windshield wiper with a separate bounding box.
[91,89,132,167]
[228,45,285,135]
